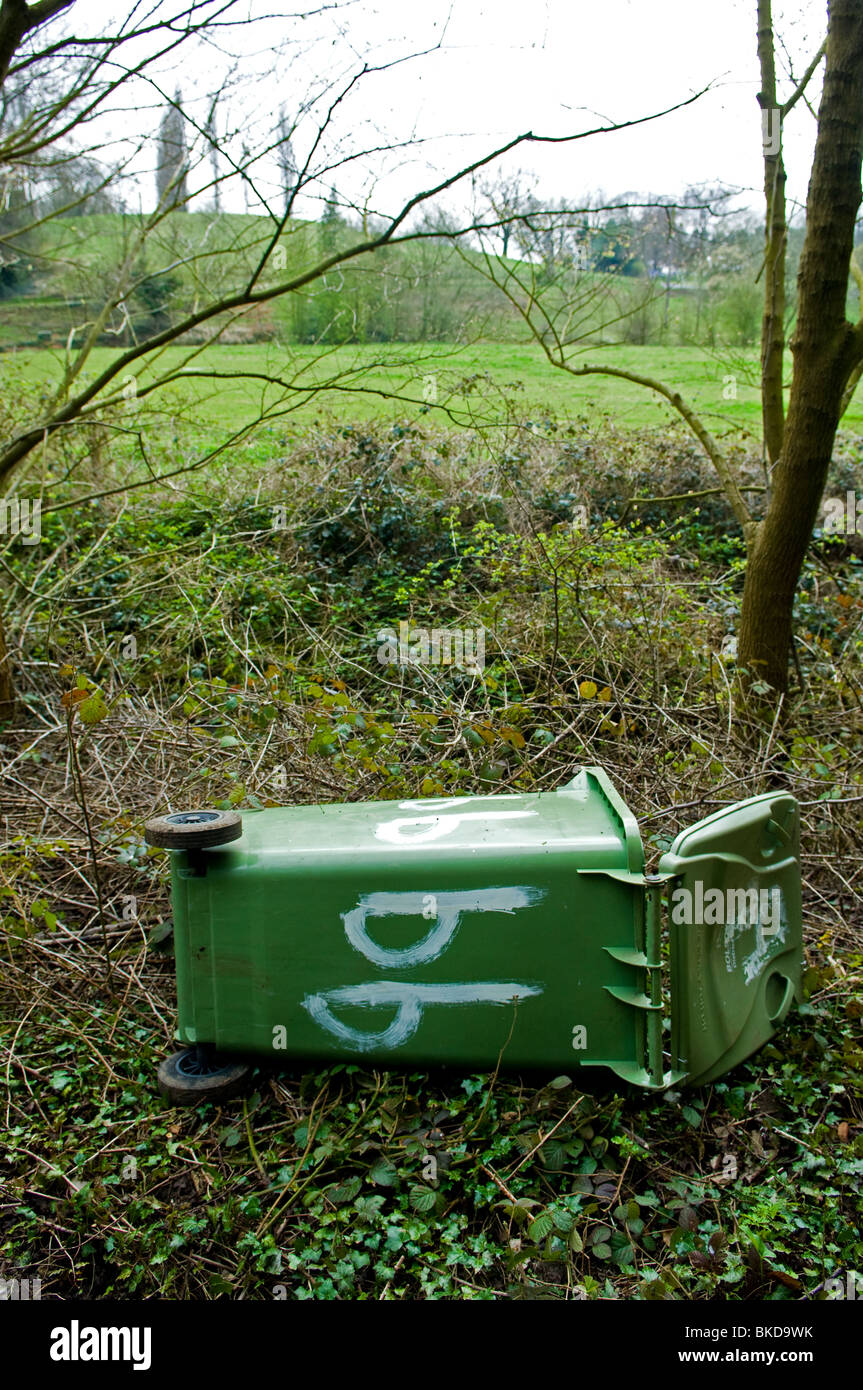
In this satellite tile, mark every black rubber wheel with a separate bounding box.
[144,809,242,850]
[157,1048,251,1106]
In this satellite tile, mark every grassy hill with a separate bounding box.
[0,208,736,353]
[1,210,527,348]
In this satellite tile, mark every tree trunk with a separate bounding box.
[740,0,863,691]
[0,608,15,721]
[758,0,787,466]
[0,1,73,86]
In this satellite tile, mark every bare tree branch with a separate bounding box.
[0,0,73,85]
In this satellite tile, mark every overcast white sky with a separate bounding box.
[327,0,823,207]
[100,0,828,221]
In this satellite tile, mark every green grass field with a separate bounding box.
[14,340,863,435]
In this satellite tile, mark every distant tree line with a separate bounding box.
[1,86,802,349]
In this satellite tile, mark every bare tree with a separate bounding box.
[477,169,534,257]
[739,0,863,692]
[204,93,221,213]
[277,105,298,216]
[0,0,706,717]
[0,0,72,86]
[155,89,189,210]
[469,0,861,700]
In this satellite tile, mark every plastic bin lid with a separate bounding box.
[659,791,802,1086]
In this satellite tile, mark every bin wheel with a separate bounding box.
[157,1048,251,1106]
[144,809,242,850]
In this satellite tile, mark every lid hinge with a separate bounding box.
[578,869,673,1089]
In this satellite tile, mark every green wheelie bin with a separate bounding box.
[145,767,802,1103]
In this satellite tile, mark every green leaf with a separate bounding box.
[409,1184,437,1213]
[613,1244,636,1267]
[541,1142,569,1171]
[528,1213,554,1242]
[79,693,109,725]
[147,920,173,947]
[369,1158,398,1187]
[326,1176,362,1206]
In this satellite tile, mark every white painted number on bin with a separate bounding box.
[342,887,545,968]
[302,867,547,1050]
[303,980,544,1052]
[375,809,534,845]
[375,796,535,845]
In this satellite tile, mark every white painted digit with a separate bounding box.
[302,980,543,1051]
[342,886,546,968]
[375,809,534,844]
[396,796,519,811]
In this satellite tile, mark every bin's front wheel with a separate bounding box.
[157,1048,251,1106]
[144,809,242,850]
